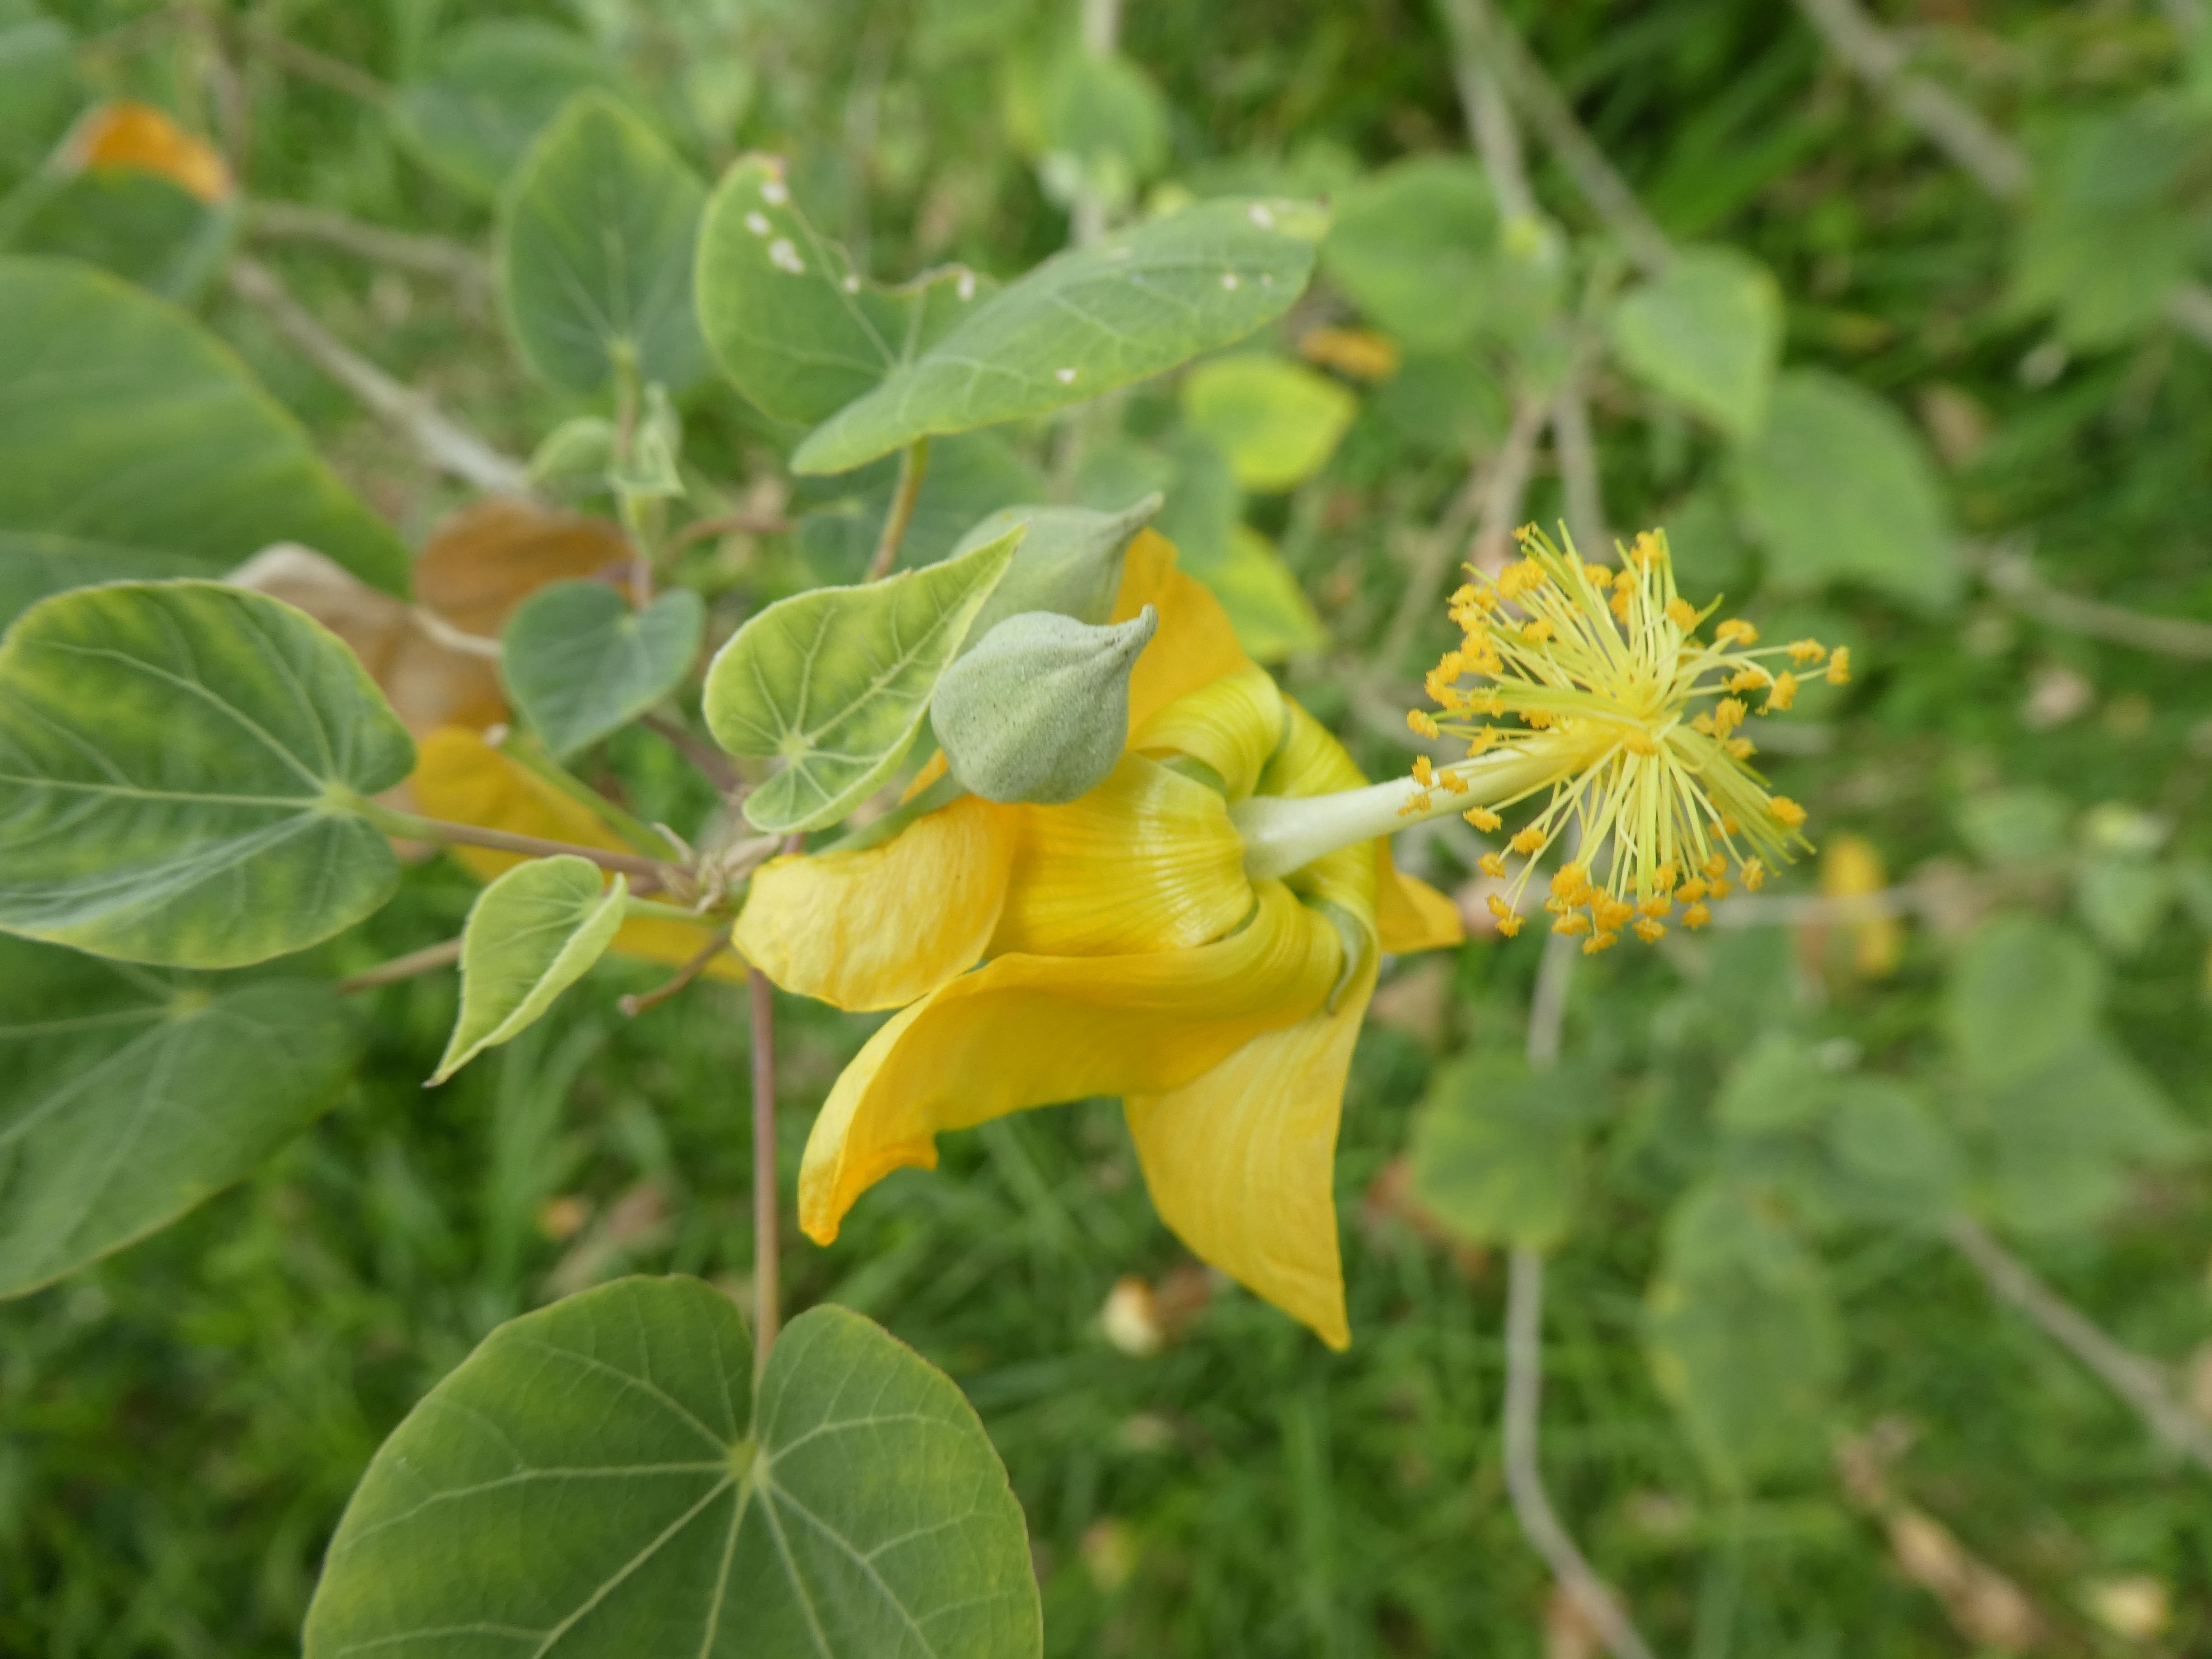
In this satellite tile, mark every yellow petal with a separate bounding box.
[1376,845,1465,954]
[735,794,1014,1011]
[1260,699,1378,928]
[410,727,742,979]
[799,883,1341,1243]
[1124,954,1378,1350]
[1129,664,1285,801]
[1113,529,1251,730]
[989,755,1252,958]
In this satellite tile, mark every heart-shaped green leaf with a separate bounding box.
[432,855,630,1084]
[501,92,710,395]
[1645,1182,1842,1490]
[304,1277,1042,1659]
[1410,1050,1601,1252]
[696,155,996,428]
[502,581,707,758]
[1180,355,1357,492]
[704,525,1022,834]
[792,197,1326,476]
[394,19,623,203]
[1729,369,1959,609]
[0,581,414,966]
[0,256,410,624]
[1610,246,1782,440]
[0,935,355,1299]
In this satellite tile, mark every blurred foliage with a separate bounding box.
[2,0,2212,1654]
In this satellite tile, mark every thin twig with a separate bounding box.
[1500,933,1659,1659]
[234,21,394,106]
[749,965,781,1374]
[662,511,797,559]
[1791,0,2029,202]
[640,713,745,795]
[336,936,463,993]
[1434,0,1673,276]
[248,201,491,293]
[1945,1215,2212,1476]
[228,257,530,493]
[618,933,730,1018]
[865,438,930,581]
[371,806,676,882]
[1551,355,1608,562]
[1975,541,2212,660]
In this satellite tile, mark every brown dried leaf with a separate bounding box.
[412,497,631,639]
[231,544,504,739]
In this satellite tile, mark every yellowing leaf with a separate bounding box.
[1298,325,1401,383]
[412,497,631,640]
[1181,355,1356,492]
[64,100,231,203]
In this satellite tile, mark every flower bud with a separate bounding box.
[933,606,1158,804]
[953,492,1163,639]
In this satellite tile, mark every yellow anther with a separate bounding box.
[1408,709,1441,739]
[1623,728,1659,757]
[1398,792,1433,816]
[1725,736,1755,760]
[1627,531,1664,569]
[1509,827,1546,855]
[1464,806,1502,831]
[1550,863,1590,897]
[1825,647,1851,685]
[1703,852,1729,878]
[1711,698,1747,739]
[1466,727,1501,755]
[1495,912,1523,938]
[1727,668,1770,693]
[1742,859,1766,891]
[1715,619,1759,646]
[1610,588,1633,622]
[1765,671,1798,713]
[1583,562,1612,586]
[1653,862,1679,893]
[1707,878,1733,900]
[1480,852,1507,878]
[1666,597,1698,630]
[1678,878,1709,903]
[1634,918,1668,943]
[1521,619,1556,645]
[1412,755,1435,787]
[1521,709,1556,729]
[1719,815,1740,835]
[1438,769,1468,795]
[1639,896,1672,918]
[1681,902,1712,929]
[1770,796,1808,828]
[1583,931,1619,955]
[1787,638,1827,665]
[1593,895,1635,932]
[1553,911,1591,936]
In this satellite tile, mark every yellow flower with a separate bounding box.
[736,533,1462,1348]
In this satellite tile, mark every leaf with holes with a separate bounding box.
[501,91,710,394]
[432,856,629,1084]
[303,1277,1042,1659]
[0,934,355,1299]
[0,256,409,625]
[703,526,1021,834]
[792,197,1325,476]
[0,582,414,966]
[696,155,995,428]
[502,582,706,758]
